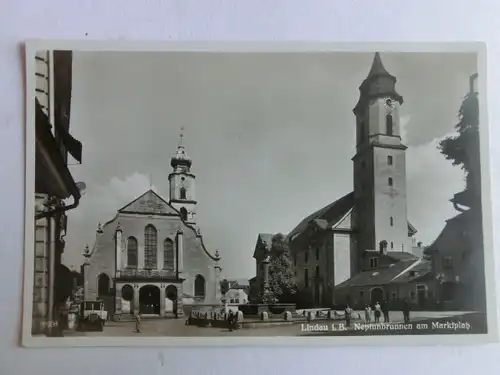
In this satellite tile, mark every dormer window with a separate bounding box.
[369,257,378,269]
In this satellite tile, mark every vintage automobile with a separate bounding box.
[77,300,108,331]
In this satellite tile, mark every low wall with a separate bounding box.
[238,304,296,316]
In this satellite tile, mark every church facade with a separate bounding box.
[83,139,222,317]
[287,53,430,308]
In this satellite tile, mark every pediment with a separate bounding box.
[118,190,178,216]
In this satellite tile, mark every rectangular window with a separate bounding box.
[388,177,393,186]
[391,292,397,301]
[443,256,453,269]
[359,291,364,297]
[315,265,320,279]
[293,254,297,266]
[387,155,393,165]
[369,257,378,269]
[304,269,309,288]
[315,247,320,261]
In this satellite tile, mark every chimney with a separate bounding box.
[379,240,388,255]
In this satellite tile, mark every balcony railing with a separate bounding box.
[117,268,176,279]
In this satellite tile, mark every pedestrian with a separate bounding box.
[364,305,372,323]
[382,300,390,322]
[344,304,353,327]
[374,301,382,323]
[134,312,141,333]
[402,299,410,324]
[227,310,234,332]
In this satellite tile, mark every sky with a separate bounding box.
[60,50,477,279]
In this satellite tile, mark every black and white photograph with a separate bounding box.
[23,41,497,346]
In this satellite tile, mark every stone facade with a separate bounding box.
[84,141,222,317]
[33,50,82,336]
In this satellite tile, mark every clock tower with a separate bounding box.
[352,52,411,270]
[169,129,197,225]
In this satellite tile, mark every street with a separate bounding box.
[66,310,478,337]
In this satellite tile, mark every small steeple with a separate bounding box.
[353,52,403,114]
[367,52,392,79]
[171,127,192,171]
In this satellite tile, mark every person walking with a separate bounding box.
[374,301,382,323]
[134,312,142,333]
[364,305,372,323]
[344,304,353,327]
[227,310,235,332]
[402,299,410,324]
[382,300,390,323]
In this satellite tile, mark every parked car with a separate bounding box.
[77,300,107,331]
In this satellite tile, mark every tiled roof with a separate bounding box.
[426,210,473,253]
[118,189,179,216]
[287,192,354,240]
[390,261,432,284]
[385,251,418,262]
[287,191,417,240]
[335,259,417,288]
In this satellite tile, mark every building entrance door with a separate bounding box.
[139,285,161,315]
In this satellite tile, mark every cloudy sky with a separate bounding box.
[61,50,477,278]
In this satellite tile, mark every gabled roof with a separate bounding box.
[90,189,219,262]
[336,259,418,288]
[390,261,432,284]
[118,189,179,216]
[288,192,354,241]
[287,191,418,241]
[385,251,418,262]
[426,210,473,254]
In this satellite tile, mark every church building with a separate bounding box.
[287,53,429,308]
[83,135,222,317]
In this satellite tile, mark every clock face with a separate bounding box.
[383,97,395,109]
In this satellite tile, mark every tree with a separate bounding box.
[260,233,297,304]
[220,278,229,296]
[438,77,480,208]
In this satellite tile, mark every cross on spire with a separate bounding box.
[179,126,184,146]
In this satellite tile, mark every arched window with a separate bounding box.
[180,207,188,221]
[163,238,175,270]
[390,217,394,226]
[98,273,110,296]
[127,237,138,268]
[386,114,393,136]
[194,274,206,298]
[144,224,158,269]
[180,187,187,200]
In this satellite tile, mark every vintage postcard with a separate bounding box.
[22,41,497,347]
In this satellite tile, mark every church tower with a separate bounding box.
[169,129,197,225]
[352,52,411,269]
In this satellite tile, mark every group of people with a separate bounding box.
[365,301,391,323]
[344,299,411,326]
